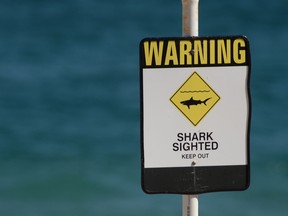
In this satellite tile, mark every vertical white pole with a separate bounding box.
[190,195,199,216]
[182,194,199,216]
[182,0,199,36]
[182,0,199,216]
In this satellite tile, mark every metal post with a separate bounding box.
[182,0,199,36]
[182,195,199,216]
[182,0,199,216]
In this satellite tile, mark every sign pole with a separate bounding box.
[182,0,199,36]
[182,1,199,216]
[183,195,199,216]
[140,0,250,212]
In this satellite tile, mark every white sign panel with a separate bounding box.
[143,66,249,168]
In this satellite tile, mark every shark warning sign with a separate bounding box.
[170,72,220,126]
[140,36,251,194]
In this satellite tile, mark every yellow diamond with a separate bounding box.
[170,72,220,126]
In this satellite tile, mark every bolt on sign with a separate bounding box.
[140,36,251,194]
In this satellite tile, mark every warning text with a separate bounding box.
[141,37,249,67]
[172,132,219,152]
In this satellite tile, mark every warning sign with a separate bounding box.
[170,72,220,126]
[140,36,251,195]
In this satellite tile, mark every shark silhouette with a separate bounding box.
[181,97,211,109]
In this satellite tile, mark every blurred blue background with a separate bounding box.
[0,0,287,215]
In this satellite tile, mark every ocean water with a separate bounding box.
[0,0,287,215]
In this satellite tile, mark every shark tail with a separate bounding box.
[203,98,211,105]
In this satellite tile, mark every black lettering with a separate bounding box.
[198,141,204,150]
[192,133,198,141]
[207,132,213,140]
[173,143,179,151]
[199,132,206,141]
[212,142,218,150]
[204,142,211,150]
[177,133,183,142]
[191,142,198,151]
[184,133,192,141]
[183,142,190,151]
